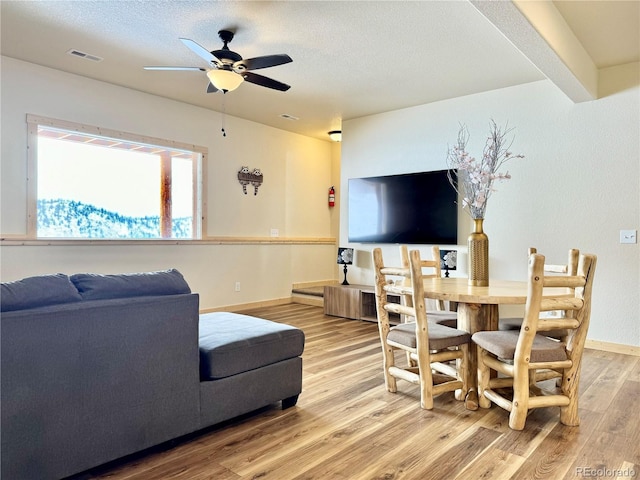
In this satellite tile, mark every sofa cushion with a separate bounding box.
[1,273,83,312]
[199,312,305,380]
[70,269,190,301]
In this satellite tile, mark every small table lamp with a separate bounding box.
[440,249,457,278]
[337,247,354,285]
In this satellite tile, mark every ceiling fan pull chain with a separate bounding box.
[221,95,227,137]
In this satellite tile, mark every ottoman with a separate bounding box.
[197,312,305,428]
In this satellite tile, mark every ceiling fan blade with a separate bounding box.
[207,82,219,94]
[235,54,292,71]
[242,72,291,92]
[180,37,219,64]
[144,66,206,71]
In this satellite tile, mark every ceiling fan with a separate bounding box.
[144,29,292,93]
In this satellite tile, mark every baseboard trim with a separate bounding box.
[586,339,640,356]
[292,280,336,289]
[200,297,292,314]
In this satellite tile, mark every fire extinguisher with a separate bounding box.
[328,186,335,207]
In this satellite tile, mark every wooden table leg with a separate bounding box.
[457,302,499,410]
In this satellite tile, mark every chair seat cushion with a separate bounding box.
[388,322,470,350]
[427,310,458,328]
[499,317,568,339]
[199,312,305,380]
[472,330,567,363]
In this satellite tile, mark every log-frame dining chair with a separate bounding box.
[372,247,471,409]
[499,247,580,340]
[399,245,458,328]
[472,252,597,430]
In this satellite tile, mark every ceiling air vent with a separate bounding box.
[67,49,103,62]
[280,114,299,121]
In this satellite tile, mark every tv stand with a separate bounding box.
[323,284,400,323]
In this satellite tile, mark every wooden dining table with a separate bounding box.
[421,277,572,410]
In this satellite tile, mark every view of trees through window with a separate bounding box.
[35,124,201,239]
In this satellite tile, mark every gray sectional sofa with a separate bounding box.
[1,269,305,480]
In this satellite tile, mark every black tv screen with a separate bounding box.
[348,170,457,244]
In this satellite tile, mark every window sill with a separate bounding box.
[0,236,336,246]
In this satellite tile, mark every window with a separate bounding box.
[27,115,206,240]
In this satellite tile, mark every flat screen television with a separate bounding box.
[348,170,457,244]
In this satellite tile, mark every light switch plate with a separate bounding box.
[620,229,637,244]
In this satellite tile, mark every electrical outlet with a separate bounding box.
[620,229,637,244]
[270,228,279,237]
[235,281,241,292]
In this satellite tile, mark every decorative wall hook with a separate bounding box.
[238,166,264,195]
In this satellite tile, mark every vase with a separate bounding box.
[468,218,489,286]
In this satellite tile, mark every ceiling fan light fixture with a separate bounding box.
[207,69,244,92]
[328,130,342,142]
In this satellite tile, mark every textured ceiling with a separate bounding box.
[1,1,638,141]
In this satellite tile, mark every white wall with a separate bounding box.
[0,57,337,309]
[341,70,639,348]
[2,57,638,347]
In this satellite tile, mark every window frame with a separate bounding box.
[26,114,207,241]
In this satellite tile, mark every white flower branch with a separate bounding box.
[446,119,524,219]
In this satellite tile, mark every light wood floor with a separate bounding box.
[86,304,639,480]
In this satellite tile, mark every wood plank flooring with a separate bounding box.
[84,304,639,480]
